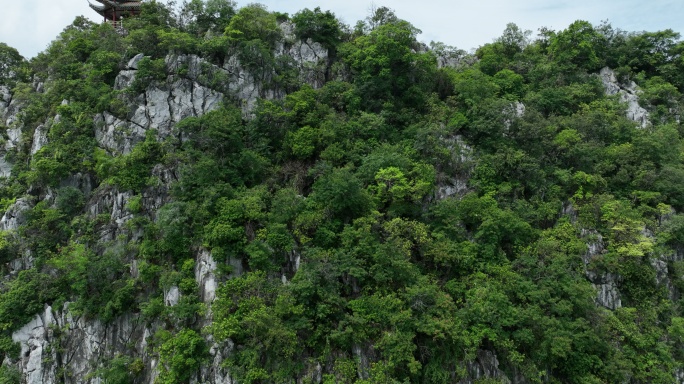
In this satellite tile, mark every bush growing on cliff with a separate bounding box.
[3,4,684,383]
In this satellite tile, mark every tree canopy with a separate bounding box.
[1,3,684,384]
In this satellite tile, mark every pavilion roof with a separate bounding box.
[89,0,141,18]
[91,0,141,5]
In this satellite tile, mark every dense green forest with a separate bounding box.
[2,1,684,383]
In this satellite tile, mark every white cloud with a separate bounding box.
[0,0,682,59]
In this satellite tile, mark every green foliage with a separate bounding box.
[311,167,372,222]
[0,43,28,86]
[181,0,236,36]
[99,130,164,192]
[50,242,135,321]
[130,57,167,93]
[0,365,21,384]
[96,355,143,384]
[292,7,343,52]
[210,272,305,383]
[55,186,85,216]
[0,269,55,358]
[548,20,607,72]
[226,4,281,47]
[340,19,435,119]
[155,329,208,384]
[3,8,684,384]
[21,201,72,256]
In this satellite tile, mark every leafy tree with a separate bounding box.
[226,4,281,47]
[181,0,236,35]
[155,329,209,384]
[548,20,607,73]
[210,272,305,383]
[292,7,343,52]
[0,43,28,86]
[340,19,435,118]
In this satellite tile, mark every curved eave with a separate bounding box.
[88,0,140,20]
[101,0,141,7]
[90,0,142,6]
[118,3,141,10]
[88,2,106,12]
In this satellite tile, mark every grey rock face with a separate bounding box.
[0,85,24,130]
[435,135,474,200]
[0,158,11,178]
[30,124,48,155]
[594,278,622,310]
[198,341,234,384]
[676,368,684,384]
[582,229,622,309]
[458,349,528,384]
[97,56,225,155]
[214,24,329,115]
[2,27,442,384]
[4,96,22,128]
[650,247,684,303]
[4,127,20,151]
[196,249,218,304]
[164,286,180,306]
[12,308,56,384]
[0,198,31,231]
[278,22,328,86]
[114,69,137,89]
[599,67,650,128]
[94,111,147,155]
[12,305,157,384]
[0,86,11,123]
[127,53,146,70]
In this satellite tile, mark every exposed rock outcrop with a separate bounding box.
[435,135,473,200]
[581,229,622,310]
[96,57,224,155]
[599,67,650,128]
[12,306,154,384]
[2,24,333,382]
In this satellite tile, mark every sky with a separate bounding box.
[1,0,683,59]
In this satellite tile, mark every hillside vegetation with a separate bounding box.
[1,1,684,383]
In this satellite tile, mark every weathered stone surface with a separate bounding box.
[0,197,31,231]
[127,53,146,70]
[594,279,622,310]
[459,349,514,384]
[30,124,48,155]
[0,158,11,178]
[0,31,500,384]
[600,67,650,128]
[196,249,218,304]
[94,111,147,155]
[582,229,622,309]
[99,57,225,155]
[60,173,94,198]
[114,69,137,89]
[0,86,11,122]
[1,86,23,128]
[435,135,473,200]
[12,308,55,384]
[165,286,180,306]
[12,305,158,384]
[198,341,234,384]
[5,125,21,151]
[146,84,173,132]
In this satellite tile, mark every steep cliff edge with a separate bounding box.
[0,21,329,383]
[2,7,684,384]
